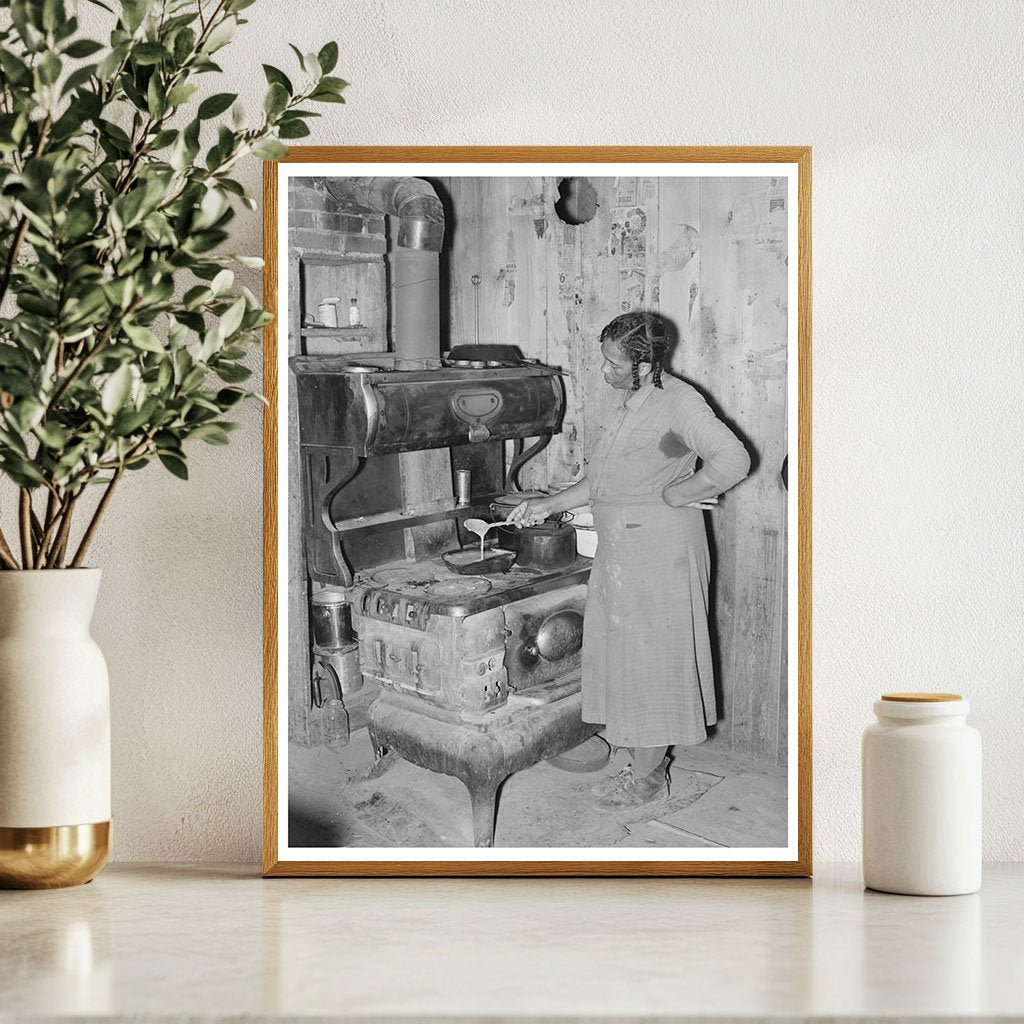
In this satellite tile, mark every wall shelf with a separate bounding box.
[299,327,374,337]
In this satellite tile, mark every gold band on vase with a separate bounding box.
[0,821,111,889]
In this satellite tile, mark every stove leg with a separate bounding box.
[468,779,501,848]
[366,750,399,781]
[367,724,385,763]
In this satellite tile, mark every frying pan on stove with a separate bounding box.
[441,548,517,575]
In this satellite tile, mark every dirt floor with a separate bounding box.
[288,725,788,850]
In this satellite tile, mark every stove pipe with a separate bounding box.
[323,177,444,360]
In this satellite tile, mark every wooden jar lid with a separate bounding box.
[881,692,962,702]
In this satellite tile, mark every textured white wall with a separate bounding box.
[74,0,1024,862]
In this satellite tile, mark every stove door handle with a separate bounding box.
[373,639,384,666]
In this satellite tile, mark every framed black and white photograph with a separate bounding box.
[262,147,811,877]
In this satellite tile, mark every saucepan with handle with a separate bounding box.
[487,492,578,571]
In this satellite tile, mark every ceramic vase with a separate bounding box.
[0,569,111,888]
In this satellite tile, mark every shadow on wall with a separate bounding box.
[660,316,760,736]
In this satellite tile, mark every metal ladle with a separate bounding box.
[463,517,514,559]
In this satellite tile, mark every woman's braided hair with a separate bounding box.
[599,311,669,390]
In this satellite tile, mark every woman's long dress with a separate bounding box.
[581,375,750,747]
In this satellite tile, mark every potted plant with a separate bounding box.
[0,0,345,887]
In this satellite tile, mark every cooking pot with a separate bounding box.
[489,492,567,525]
[495,519,577,571]
[489,492,577,570]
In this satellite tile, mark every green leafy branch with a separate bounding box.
[0,0,347,568]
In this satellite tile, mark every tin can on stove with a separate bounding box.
[311,589,355,648]
[454,469,472,507]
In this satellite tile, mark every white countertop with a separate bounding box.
[2,862,1022,1021]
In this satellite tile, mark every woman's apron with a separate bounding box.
[581,500,716,747]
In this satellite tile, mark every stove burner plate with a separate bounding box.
[447,359,515,368]
[425,577,492,598]
[369,568,440,587]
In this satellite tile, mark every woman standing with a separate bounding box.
[508,312,750,813]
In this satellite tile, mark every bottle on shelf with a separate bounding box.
[348,297,361,327]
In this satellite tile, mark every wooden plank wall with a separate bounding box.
[441,175,789,766]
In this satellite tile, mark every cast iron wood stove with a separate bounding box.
[291,351,595,847]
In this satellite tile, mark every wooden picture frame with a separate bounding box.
[263,147,812,876]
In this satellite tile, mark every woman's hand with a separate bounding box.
[662,477,720,510]
[505,497,550,528]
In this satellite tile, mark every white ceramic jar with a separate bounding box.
[862,692,981,895]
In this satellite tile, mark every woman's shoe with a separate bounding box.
[590,765,634,798]
[593,758,670,813]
